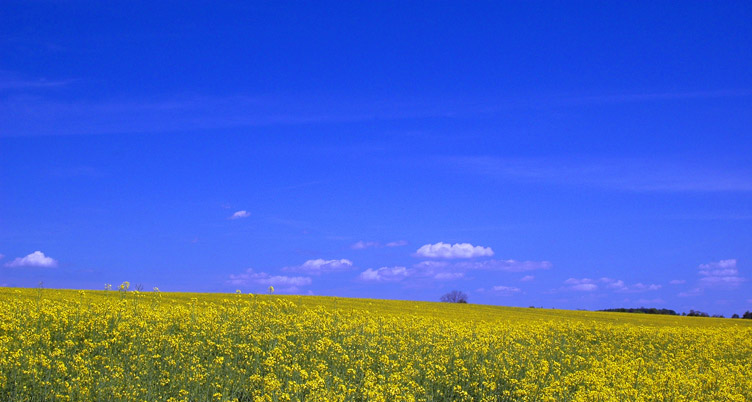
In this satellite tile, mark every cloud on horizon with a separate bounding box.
[227,269,311,293]
[4,251,58,268]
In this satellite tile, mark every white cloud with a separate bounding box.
[698,259,744,287]
[284,259,353,275]
[669,279,686,285]
[351,241,380,250]
[5,251,58,268]
[434,272,464,280]
[227,269,311,288]
[415,242,494,259]
[386,240,408,247]
[229,210,250,219]
[358,269,381,281]
[492,285,521,295]
[358,266,409,282]
[520,275,535,282]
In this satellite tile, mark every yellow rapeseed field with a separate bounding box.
[1,286,751,401]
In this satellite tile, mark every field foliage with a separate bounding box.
[1,287,751,401]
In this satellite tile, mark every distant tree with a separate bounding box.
[743,311,752,319]
[731,313,739,319]
[687,310,709,317]
[440,290,468,304]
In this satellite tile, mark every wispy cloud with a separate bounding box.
[350,241,380,250]
[229,210,250,219]
[0,94,451,137]
[284,259,353,275]
[351,240,408,250]
[434,272,465,280]
[359,262,467,283]
[563,277,661,293]
[448,156,752,192]
[0,71,74,91]
[454,259,551,272]
[636,298,665,305]
[358,266,410,282]
[4,251,58,268]
[385,240,408,247]
[5,87,750,137]
[492,285,521,295]
[360,256,548,286]
[678,288,703,298]
[520,275,535,282]
[415,242,494,259]
[563,89,752,105]
[698,259,744,287]
[669,279,686,285]
[563,278,599,292]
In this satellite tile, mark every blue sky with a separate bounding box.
[2,1,751,316]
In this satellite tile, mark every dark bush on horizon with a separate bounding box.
[686,310,709,317]
[440,290,468,304]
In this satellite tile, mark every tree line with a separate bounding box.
[440,291,752,320]
[599,307,752,319]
